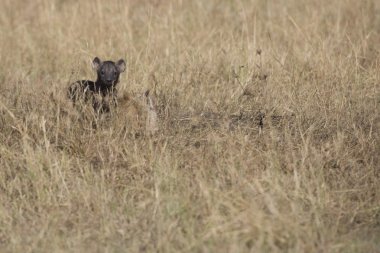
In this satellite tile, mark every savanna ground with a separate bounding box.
[0,0,379,252]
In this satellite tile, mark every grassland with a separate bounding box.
[0,0,379,252]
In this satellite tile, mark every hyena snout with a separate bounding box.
[100,67,119,86]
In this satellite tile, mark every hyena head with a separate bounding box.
[92,57,126,87]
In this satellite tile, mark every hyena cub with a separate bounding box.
[68,57,126,113]
[68,57,159,134]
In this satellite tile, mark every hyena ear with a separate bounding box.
[116,59,126,73]
[92,57,102,71]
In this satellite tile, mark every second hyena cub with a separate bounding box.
[114,90,159,135]
[68,57,126,113]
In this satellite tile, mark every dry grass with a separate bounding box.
[0,0,379,252]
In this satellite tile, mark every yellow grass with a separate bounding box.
[0,0,379,252]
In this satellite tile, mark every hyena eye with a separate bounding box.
[101,70,105,75]
[113,71,117,76]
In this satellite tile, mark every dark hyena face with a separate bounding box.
[92,57,126,87]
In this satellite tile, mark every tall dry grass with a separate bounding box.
[0,0,379,252]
